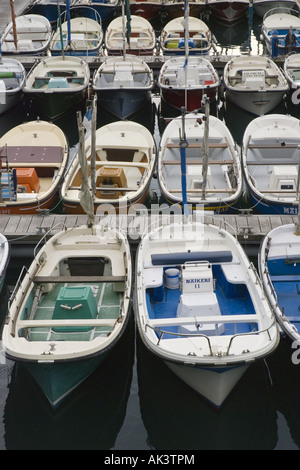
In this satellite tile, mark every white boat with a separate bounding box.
[50,11,103,56]
[23,55,90,119]
[105,14,156,55]
[0,233,9,295]
[61,119,157,214]
[242,114,300,215]
[2,223,132,407]
[223,55,289,115]
[160,15,211,56]
[158,110,242,213]
[283,52,300,98]
[253,0,296,18]
[158,56,219,113]
[206,0,249,23]
[259,222,300,343]
[1,14,52,55]
[261,7,300,56]
[0,119,69,215]
[92,55,153,119]
[0,58,26,115]
[135,218,279,407]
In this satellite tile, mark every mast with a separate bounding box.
[57,0,65,59]
[76,111,95,228]
[183,0,189,109]
[180,107,189,218]
[66,0,71,50]
[201,95,210,201]
[9,0,18,51]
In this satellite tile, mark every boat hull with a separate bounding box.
[95,88,152,119]
[24,352,109,407]
[254,0,296,17]
[165,360,249,407]
[130,2,161,20]
[0,90,22,115]
[159,188,240,213]
[225,88,286,115]
[246,188,298,215]
[24,89,87,120]
[161,87,217,113]
[208,1,249,23]
[0,190,59,215]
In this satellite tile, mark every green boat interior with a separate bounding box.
[18,256,125,341]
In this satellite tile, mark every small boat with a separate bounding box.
[50,10,103,56]
[261,7,300,56]
[158,109,242,213]
[0,233,9,295]
[92,55,153,119]
[2,223,132,407]
[163,0,206,19]
[158,56,219,113]
[206,0,249,23]
[253,0,296,18]
[105,14,156,55]
[160,16,211,56]
[129,0,163,21]
[74,0,119,22]
[0,119,68,215]
[0,58,26,115]
[259,222,300,343]
[223,55,289,115]
[27,0,77,24]
[1,14,52,55]
[61,120,156,214]
[135,218,279,407]
[242,114,300,215]
[283,52,300,99]
[23,55,90,119]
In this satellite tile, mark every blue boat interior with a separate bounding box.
[146,252,258,340]
[268,257,300,333]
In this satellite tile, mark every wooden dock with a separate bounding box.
[1,213,299,249]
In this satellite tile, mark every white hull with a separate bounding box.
[223,55,289,115]
[166,361,249,407]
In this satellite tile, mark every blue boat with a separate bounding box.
[242,114,300,215]
[259,222,300,343]
[50,7,103,56]
[28,0,76,24]
[135,218,279,407]
[262,7,300,57]
[73,0,119,23]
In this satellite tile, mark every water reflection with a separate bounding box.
[3,314,135,450]
[137,334,277,450]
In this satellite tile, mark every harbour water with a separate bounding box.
[1,8,300,451]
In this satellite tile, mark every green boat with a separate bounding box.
[23,55,90,119]
[2,224,132,407]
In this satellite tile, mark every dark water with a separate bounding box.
[0,10,300,451]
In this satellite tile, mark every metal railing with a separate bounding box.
[145,318,277,357]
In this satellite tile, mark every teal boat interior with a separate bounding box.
[17,256,124,341]
[145,252,258,339]
[268,257,300,333]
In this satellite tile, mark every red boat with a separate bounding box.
[207,0,249,23]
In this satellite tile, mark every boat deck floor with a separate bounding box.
[28,281,121,341]
[147,282,257,337]
[271,278,300,333]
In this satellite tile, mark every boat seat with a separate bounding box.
[48,77,69,89]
